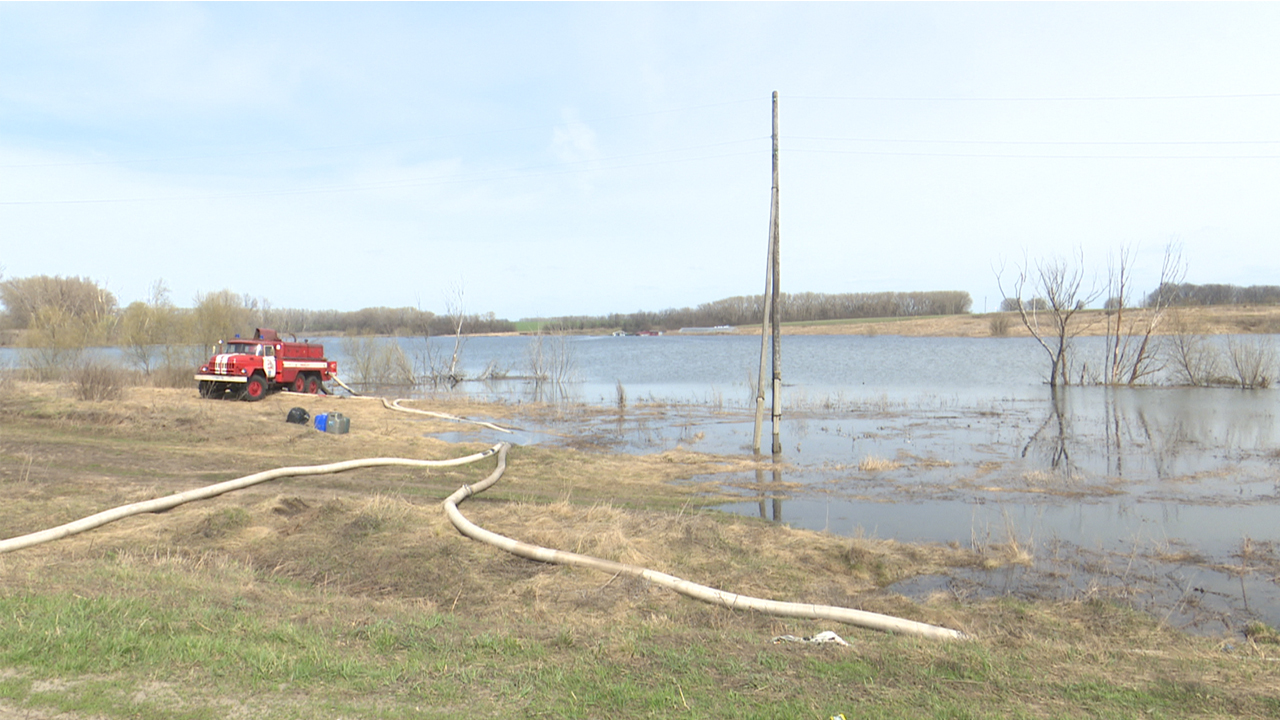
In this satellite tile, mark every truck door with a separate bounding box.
[263,345,277,379]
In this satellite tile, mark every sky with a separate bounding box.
[2,3,1279,320]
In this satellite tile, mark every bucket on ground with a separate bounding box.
[325,412,350,434]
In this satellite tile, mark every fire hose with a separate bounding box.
[0,437,967,640]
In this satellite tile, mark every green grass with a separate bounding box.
[3,382,1280,719]
[3,573,1276,720]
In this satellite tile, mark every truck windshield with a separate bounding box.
[225,343,264,355]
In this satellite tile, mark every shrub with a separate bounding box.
[342,337,415,385]
[1226,336,1276,389]
[71,358,131,401]
[151,361,197,389]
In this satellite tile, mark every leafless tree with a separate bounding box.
[2,275,118,378]
[1104,242,1184,385]
[1163,309,1223,386]
[997,249,1100,386]
[445,282,466,385]
[119,280,178,375]
[525,322,578,385]
[1226,336,1276,389]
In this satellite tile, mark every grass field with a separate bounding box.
[0,380,1277,719]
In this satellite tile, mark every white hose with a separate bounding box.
[2,433,967,640]
[382,397,513,434]
[0,446,502,555]
[327,375,514,434]
[446,443,968,641]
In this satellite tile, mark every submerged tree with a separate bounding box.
[997,250,1100,386]
[1103,242,1184,386]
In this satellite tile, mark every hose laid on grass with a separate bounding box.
[445,443,968,641]
[0,445,504,555]
[1,434,965,640]
[328,375,513,434]
[382,397,514,434]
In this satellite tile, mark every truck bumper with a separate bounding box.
[195,374,247,384]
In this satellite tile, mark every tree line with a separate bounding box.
[1144,282,1280,308]
[529,290,973,333]
[0,274,516,382]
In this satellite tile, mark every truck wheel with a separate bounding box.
[304,374,321,394]
[292,375,306,393]
[244,374,270,402]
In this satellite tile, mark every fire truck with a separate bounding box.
[195,328,337,401]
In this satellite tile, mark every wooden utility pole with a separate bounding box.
[751,246,773,453]
[753,92,782,455]
[768,91,781,456]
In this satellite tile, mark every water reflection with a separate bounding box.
[1021,386,1073,475]
[753,460,785,523]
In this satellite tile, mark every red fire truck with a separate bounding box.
[195,328,337,401]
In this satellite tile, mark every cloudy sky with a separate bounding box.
[2,3,1279,319]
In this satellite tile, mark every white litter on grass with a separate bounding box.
[771,630,850,646]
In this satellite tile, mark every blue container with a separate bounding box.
[313,413,329,432]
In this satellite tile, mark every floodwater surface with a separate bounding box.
[377,333,1280,633]
[7,333,1277,631]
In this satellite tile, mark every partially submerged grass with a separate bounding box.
[0,380,1277,719]
[858,455,903,473]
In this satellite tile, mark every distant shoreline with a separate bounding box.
[3,306,1278,347]
[711,305,1280,338]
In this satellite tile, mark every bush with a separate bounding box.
[342,337,415,385]
[152,361,197,389]
[988,314,1012,337]
[1226,336,1276,389]
[71,358,131,401]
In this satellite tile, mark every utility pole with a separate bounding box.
[753,92,781,455]
[769,91,781,456]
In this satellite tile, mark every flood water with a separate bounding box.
[364,332,1280,634]
[6,332,1279,632]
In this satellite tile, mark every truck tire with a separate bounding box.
[292,375,306,393]
[304,374,322,394]
[244,373,270,402]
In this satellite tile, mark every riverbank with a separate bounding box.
[758,304,1280,338]
[0,380,1276,718]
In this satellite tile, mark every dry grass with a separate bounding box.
[858,455,904,472]
[69,358,130,401]
[2,380,1279,719]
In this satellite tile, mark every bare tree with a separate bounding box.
[0,275,116,330]
[119,280,177,375]
[1104,242,1184,385]
[997,250,1100,386]
[1226,336,1276,389]
[3,275,118,379]
[1164,309,1223,386]
[525,322,578,385]
[445,282,466,385]
[190,290,257,347]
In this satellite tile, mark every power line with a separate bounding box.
[787,147,1280,160]
[787,135,1280,147]
[789,92,1280,102]
[0,145,766,207]
[0,98,762,170]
